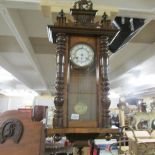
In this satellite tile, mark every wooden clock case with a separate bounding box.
[47,0,119,140]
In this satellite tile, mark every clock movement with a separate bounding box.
[47,0,119,137]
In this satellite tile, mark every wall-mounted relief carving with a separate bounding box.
[0,119,24,144]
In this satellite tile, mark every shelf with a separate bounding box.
[47,128,119,136]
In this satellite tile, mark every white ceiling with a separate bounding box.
[0,0,155,98]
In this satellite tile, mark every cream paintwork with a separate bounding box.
[132,112,155,130]
[40,0,118,17]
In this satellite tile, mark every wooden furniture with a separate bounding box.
[18,108,32,118]
[125,129,155,155]
[33,105,48,121]
[0,110,45,155]
[45,144,73,155]
[47,0,118,132]
[47,128,118,136]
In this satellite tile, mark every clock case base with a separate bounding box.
[47,127,119,142]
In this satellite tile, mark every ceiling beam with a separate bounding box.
[40,0,118,17]
[110,42,155,84]
[118,8,155,18]
[0,6,48,89]
[0,0,40,10]
[0,55,34,89]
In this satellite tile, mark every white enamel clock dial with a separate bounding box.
[70,43,94,67]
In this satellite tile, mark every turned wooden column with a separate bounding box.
[53,33,66,128]
[99,35,111,128]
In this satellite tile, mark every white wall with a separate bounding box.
[0,95,34,113]
[0,96,9,113]
[33,95,55,127]
[8,97,25,110]
[0,95,55,128]
[34,95,54,107]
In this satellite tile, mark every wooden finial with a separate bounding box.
[101,12,108,24]
[56,9,66,25]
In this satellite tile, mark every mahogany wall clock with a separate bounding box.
[47,0,118,131]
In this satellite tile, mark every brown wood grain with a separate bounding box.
[47,127,118,136]
[49,8,118,130]
[68,120,97,128]
[0,110,45,155]
[48,25,118,43]
[69,36,96,50]
[63,36,69,128]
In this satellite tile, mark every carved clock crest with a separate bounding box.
[47,0,118,130]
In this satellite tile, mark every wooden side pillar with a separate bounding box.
[99,35,111,128]
[53,33,66,128]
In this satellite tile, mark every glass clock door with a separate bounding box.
[68,63,97,127]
